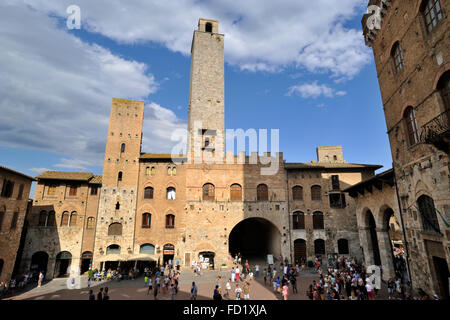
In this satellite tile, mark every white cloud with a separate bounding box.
[0,3,184,170]
[287,81,346,99]
[29,168,52,174]
[16,0,372,79]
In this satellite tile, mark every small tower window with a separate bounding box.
[115,202,120,210]
[205,22,213,33]
[118,171,123,182]
[121,143,125,153]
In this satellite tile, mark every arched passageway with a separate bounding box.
[54,251,72,278]
[293,239,306,264]
[30,251,49,279]
[80,251,93,274]
[366,210,381,266]
[229,218,281,263]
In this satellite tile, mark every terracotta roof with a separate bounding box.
[343,169,394,196]
[89,175,102,184]
[36,171,94,181]
[0,165,36,181]
[285,162,383,170]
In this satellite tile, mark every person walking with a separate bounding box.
[153,281,159,300]
[225,279,231,299]
[103,287,109,301]
[190,282,198,300]
[235,284,242,300]
[365,281,374,300]
[235,266,240,283]
[231,267,236,283]
[282,283,289,300]
[213,285,222,301]
[243,282,251,300]
[97,288,103,301]
[169,284,175,300]
[88,289,95,300]
[38,271,44,288]
[147,277,153,295]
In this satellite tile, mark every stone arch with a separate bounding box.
[414,179,432,200]
[433,63,450,90]
[228,217,281,262]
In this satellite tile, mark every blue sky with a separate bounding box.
[0,1,392,193]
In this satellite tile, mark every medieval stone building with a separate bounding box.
[16,18,383,281]
[0,166,34,283]
[362,0,449,298]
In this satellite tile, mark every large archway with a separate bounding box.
[30,251,49,279]
[54,251,72,278]
[228,218,281,264]
[365,210,381,266]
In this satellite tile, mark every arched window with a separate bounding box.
[391,42,404,73]
[311,185,322,201]
[166,214,175,228]
[106,244,121,255]
[417,195,440,233]
[257,184,268,201]
[421,0,443,33]
[230,184,242,201]
[203,183,215,201]
[10,211,18,229]
[167,187,176,200]
[151,166,156,176]
[313,211,324,229]
[120,143,125,153]
[69,211,77,226]
[314,239,326,255]
[172,166,177,176]
[86,217,95,229]
[142,213,151,228]
[118,171,123,182]
[47,211,55,226]
[338,239,349,254]
[38,210,48,226]
[292,186,303,201]
[140,244,155,254]
[167,166,172,176]
[146,166,151,176]
[205,22,213,33]
[61,211,70,226]
[293,211,305,229]
[108,223,122,236]
[437,71,450,109]
[404,107,420,146]
[144,187,154,199]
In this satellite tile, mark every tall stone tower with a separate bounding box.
[187,18,225,163]
[93,98,145,269]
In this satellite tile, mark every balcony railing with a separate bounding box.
[420,109,450,152]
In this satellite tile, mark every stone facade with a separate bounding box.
[15,18,384,282]
[0,166,34,283]
[20,173,101,279]
[362,0,449,298]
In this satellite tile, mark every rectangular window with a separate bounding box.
[17,184,24,200]
[69,185,77,196]
[10,212,18,229]
[1,180,14,198]
[47,185,57,196]
[0,211,4,230]
[90,186,98,196]
[331,175,340,190]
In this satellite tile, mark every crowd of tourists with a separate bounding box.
[305,256,416,300]
[0,270,44,299]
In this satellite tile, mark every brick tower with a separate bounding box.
[187,18,225,163]
[93,98,145,270]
